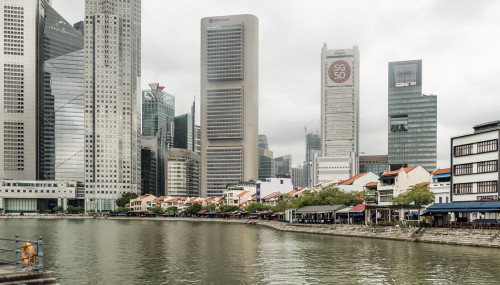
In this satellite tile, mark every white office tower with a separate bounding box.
[200,14,259,197]
[318,45,360,183]
[84,0,142,210]
[0,0,44,180]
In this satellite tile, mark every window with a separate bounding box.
[454,163,472,175]
[477,160,498,174]
[454,183,472,194]
[454,144,473,157]
[439,197,442,203]
[477,181,497,193]
[390,115,408,132]
[477,139,498,154]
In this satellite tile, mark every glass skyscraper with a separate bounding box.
[388,60,437,171]
[41,4,84,181]
[142,83,175,143]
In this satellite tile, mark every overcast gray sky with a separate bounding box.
[53,0,500,170]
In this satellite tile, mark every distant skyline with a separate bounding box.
[53,0,500,170]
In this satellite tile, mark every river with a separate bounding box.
[1,218,499,284]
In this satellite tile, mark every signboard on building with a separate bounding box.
[326,57,353,87]
[477,195,498,201]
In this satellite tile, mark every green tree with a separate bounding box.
[67,205,75,213]
[246,202,271,213]
[219,204,239,212]
[149,206,165,215]
[272,194,295,212]
[0,208,3,213]
[185,203,202,214]
[392,183,434,205]
[166,206,178,213]
[116,192,138,207]
[225,182,234,189]
[74,206,85,213]
[116,207,130,212]
[202,204,216,211]
[291,185,363,208]
[53,206,64,213]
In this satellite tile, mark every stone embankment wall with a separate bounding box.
[3,215,500,248]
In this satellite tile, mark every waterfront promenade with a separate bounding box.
[2,215,500,249]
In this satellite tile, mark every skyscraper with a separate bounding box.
[274,154,292,178]
[319,45,360,182]
[174,100,195,152]
[258,134,269,150]
[200,14,259,197]
[84,0,142,209]
[388,60,437,171]
[304,132,321,188]
[258,147,274,180]
[0,0,84,181]
[142,83,175,146]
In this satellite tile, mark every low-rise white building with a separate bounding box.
[256,178,293,202]
[338,172,380,192]
[430,168,451,204]
[129,194,157,212]
[377,165,431,205]
[0,180,83,213]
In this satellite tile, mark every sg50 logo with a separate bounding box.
[328,60,351,84]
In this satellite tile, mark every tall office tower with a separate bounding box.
[291,165,304,187]
[304,132,321,188]
[142,83,175,147]
[258,134,269,150]
[319,45,360,182]
[84,0,142,209]
[41,5,84,181]
[388,60,437,171]
[200,14,259,197]
[0,0,85,181]
[258,147,274,180]
[195,125,201,156]
[165,148,200,197]
[274,154,292,178]
[174,101,196,151]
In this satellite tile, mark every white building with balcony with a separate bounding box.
[430,168,451,204]
[377,165,431,205]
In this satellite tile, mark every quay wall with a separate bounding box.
[2,215,500,248]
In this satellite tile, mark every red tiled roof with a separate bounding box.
[350,204,366,212]
[364,182,378,187]
[421,181,430,186]
[339,173,368,185]
[404,166,417,173]
[382,166,418,177]
[139,194,152,199]
[237,191,249,198]
[433,168,451,175]
[163,198,179,203]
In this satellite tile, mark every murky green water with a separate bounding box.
[1,218,499,284]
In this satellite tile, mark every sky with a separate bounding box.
[53,0,500,170]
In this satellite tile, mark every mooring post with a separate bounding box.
[38,236,43,272]
[15,234,19,268]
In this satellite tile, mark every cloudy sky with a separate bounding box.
[53,0,500,169]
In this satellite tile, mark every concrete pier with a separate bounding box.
[0,265,56,284]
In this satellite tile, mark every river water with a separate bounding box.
[1,218,499,284]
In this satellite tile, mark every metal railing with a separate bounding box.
[0,235,44,272]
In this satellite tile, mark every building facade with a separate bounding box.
[174,101,195,152]
[258,147,274,180]
[84,0,142,209]
[274,154,292,178]
[200,14,259,197]
[359,155,388,176]
[291,165,305,188]
[165,148,200,197]
[451,121,500,203]
[388,60,437,171]
[142,83,175,147]
[431,168,451,204]
[305,132,321,188]
[320,45,360,181]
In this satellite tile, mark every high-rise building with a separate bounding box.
[174,101,195,152]
[319,45,360,181]
[304,132,321,188]
[0,0,85,182]
[258,134,269,150]
[388,60,437,171]
[258,148,274,180]
[291,165,304,188]
[142,83,175,147]
[165,148,200,197]
[200,14,259,197]
[274,154,292,178]
[84,0,142,209]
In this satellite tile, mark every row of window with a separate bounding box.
[454,139,498,157]
[454,181,498,194]
[454,160,498,175]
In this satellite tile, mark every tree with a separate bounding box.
[74,206,85,213]
[290,185,363,208]
[67,205,75,214]
[53,206,64,213]
[246,202,271,213]
[116,192,138,208]
[202,204,216,211]
[116,207,130,212]
[0,208,3,213]
[149,206,165,215]
[392,183,434,205]
[166,206,178,213]
[184,203,202,214]
[219,204,239,212]
[272,194,295,212]
[225,182,234,189]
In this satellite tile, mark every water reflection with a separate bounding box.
[1,219,499,284]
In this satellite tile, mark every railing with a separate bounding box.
[0,235,43,272]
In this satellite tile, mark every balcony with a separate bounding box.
[378,183,395,191]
